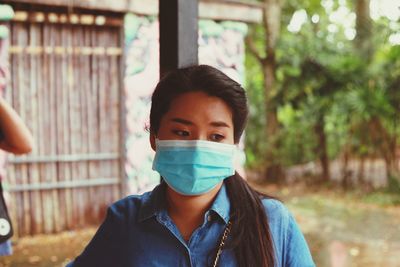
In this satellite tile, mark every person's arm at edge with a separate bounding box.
[0,96,34,154]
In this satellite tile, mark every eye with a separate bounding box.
[172,130,190,137]
[210,134,225,142]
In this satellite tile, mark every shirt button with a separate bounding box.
[207,214,212,222]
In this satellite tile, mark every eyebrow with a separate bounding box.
[170,118,194,125]
[210,121,231,128]
[170,118,230,128]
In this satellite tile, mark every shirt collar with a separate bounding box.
[138,183,167,222]
[138,182,231,224]
[209,183,231,224]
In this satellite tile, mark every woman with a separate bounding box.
[68,65,315,266]
[0,95,34,256]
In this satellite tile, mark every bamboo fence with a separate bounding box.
[5,11,124,236]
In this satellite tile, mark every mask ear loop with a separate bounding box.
[152,138,161,182]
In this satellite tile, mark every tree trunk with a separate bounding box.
[262,0,284,183]
[368,117,400,184]
[385,156,400,188]
[314,115,331,182]
[384,151,400,185]
[358,156,365,185]
[341,146,351,189]
[355,0,373,61]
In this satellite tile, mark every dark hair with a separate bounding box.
[150,65,275,267]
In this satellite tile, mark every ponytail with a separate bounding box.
[224,173,275,267]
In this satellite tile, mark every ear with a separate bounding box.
[150,133,156,151]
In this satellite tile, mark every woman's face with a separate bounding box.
[151,91,235,149]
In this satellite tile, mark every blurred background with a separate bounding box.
[0,0,399,266]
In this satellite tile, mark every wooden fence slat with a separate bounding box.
[79,25,90,225]
[9,45,123,56]
[17,21,31,236]
[63,23,74,230]
[112,26,122,201]
[71,25,85,228]
[9,153,119,164]
[78,25,88,228]
[107,26,118,202]
[66,24,77,230]
[69,25,78,228]
[88,26,101,222]
[36,23,47,235]
[82,25,93,224]
[8,178,120,191]
[29,22,43,234]
[54,22,65,231]
[23,25,32,234]
[51,23,62,233]
[43,23,55,234]
[59,23,70,230]
[47,23,55,233]
[99,28,107,207]
[107,27,119,206]
[99,28,111,213]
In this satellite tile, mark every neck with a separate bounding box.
[165,183,223,240]
[166,183,222,219]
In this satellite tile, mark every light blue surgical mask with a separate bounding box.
[152,139,236,196]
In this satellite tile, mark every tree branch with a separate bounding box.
[245,34,266,65]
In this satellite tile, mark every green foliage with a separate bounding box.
[387,175,400,194]
[362,190,400,206]
[245,0,400,190]
[244,51,268,169]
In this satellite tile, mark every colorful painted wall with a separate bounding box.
[123,14,248,194]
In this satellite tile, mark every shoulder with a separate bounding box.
[111,189,153,211]
[67,186,163,266]
[105,189,154,226]
[261,198,316,266]
[261,198,291,226]
[260,198,302,238]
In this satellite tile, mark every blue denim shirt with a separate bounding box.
[67,183,315,267]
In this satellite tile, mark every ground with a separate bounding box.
[251,182,400,267]
[0,182,399,267]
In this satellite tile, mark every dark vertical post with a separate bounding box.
[159,0,198,77]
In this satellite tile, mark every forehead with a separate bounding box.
[163,91,233,125]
